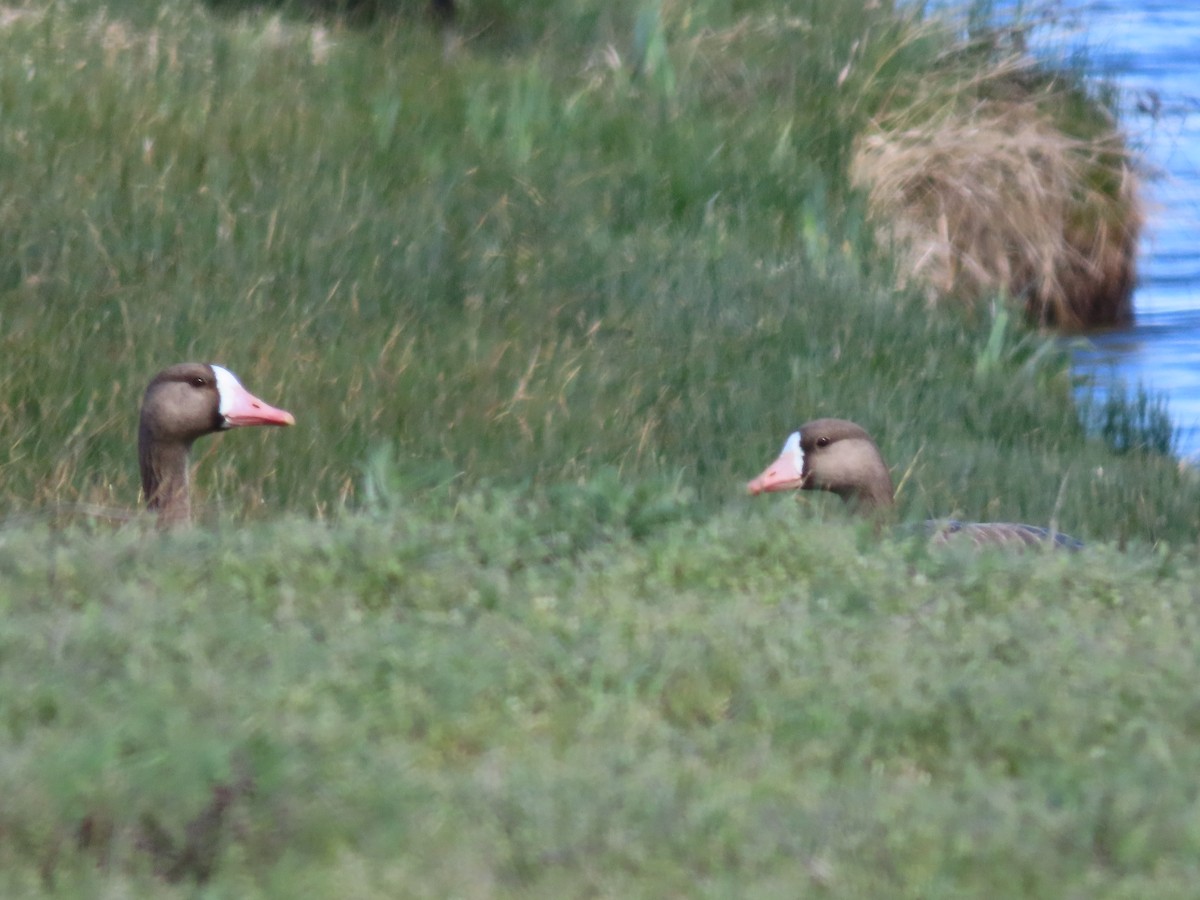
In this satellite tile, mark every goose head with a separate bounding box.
[747,418,895,510]
[138,363,294,525]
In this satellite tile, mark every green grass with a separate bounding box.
[5,500,1200,897]
[2,0,1191,539]
[2,0,1200,893]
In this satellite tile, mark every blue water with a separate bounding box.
[1059,1,1200,459]
[936,2,1200,458]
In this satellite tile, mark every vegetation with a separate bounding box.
[1085,382,1177,457]
[850,12,1141,329]
[1,0,1198,894]
[7,498,1200,897]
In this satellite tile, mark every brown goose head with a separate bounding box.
[747,418,895,510]
[138,363,294,526]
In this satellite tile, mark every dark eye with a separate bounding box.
[816,436,830,448]
[191,377,207,387]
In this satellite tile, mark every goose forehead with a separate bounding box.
[782,431,805,468]
[211,365,243,415]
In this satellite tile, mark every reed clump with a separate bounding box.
[850,21,1141,329]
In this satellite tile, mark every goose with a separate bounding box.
[747,418,1082,549]
[138,363,294,526]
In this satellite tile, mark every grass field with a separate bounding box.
[2,0,1200,894]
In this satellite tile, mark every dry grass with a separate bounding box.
[851,50,1141,330]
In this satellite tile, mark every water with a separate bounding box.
[1057,1,1200,459]
[938,2,1200,458]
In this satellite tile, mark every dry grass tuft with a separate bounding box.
[852,60,1141,330]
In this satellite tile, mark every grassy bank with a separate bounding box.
[1,0,1191,539]
[3,0,1200,894]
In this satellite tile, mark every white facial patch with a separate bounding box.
[782,431,804,473]
[210,364,243,419]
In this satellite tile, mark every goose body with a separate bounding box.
[138,363,294,526]
[747,418,1081,550]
